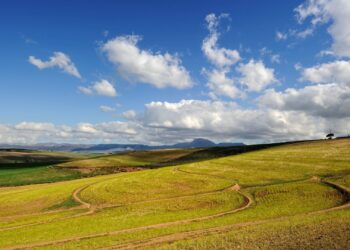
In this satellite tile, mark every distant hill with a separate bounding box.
[172,138,216,148]
[0,138,244,153]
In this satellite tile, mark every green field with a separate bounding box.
[0,150,88,186]
[0,139,349,249]
[0,148,201,186]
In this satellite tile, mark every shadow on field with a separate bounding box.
[148,141,303,168]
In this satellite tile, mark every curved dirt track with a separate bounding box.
[0,184,94,232]
[0,166,252,249]
[101,178,350,250]
[1,169,349,250]
[1,188,251,250]
[0,169,241,232]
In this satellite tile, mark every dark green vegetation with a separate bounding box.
[0,149,87,186]
[0,165,82,187]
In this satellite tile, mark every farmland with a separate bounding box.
[0,139,349,249]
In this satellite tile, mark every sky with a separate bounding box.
[1,0,350,145]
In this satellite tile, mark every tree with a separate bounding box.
[326,133,334,139]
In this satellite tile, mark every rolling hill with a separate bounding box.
[0,139,349,249]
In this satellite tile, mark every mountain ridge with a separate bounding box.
[0,138,244,153]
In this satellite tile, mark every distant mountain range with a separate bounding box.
[0,138,244,153]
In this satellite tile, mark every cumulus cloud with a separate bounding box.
[122,110,137,120]
[202,68,242,99]
[236,60,278,92]
[202,14,276,99]
[260,84,350,118]
[141,99,334,142]
[202,13,240,68]
[79,79,117,97]
[101,35,193,89]
[295,0,350,57]
[259,59,350,120]
[77,123,98,134]
[300,60,350,86]
[100,105,116,112]
[201,13,243,99]
[0,121,138,145]
[28,52,81,78]
[2,92,350,145]
[15,122,56,131]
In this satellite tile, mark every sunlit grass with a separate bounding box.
[0,139,349,249]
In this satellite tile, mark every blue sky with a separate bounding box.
[1,0,349,144]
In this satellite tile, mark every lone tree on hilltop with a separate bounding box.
[326,129,335,139]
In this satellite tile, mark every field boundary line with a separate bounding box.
[0,189,252,250]
[101,178,350,250]
[2,172,349,249]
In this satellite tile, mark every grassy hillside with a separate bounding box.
[0,142,293,187]
[57,148,200,170]
[0,149,84,164]
[0,150,88,186]
[0,139,349,249]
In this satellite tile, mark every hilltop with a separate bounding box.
[0,138,244,153]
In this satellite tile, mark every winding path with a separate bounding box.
[1,170,349,250]
[102,178,350,250]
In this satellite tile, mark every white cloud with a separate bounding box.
[141,99,334,142]
[78,86,93,95]
[236,59,278,92]
[259,47,281,64]
[201,14,277,99]
[296,27,314,39]
[267,60,350,119]
[0,121,141,145]
[270,54,281,64]
[260,84,350,118]
[202,68,242,99]
[100,105,116,112]
[201,13,242,99]
[77,123,98,134]
[2,93,350,145]
[276,31,288,40]
[79,79,117,97]
[295,0,350,57]
[202,13,240,68]
[122,110,137,120]
[15,122,55,131]
[101,35,193,89]
[300,60,350,86]
[28,52,81,78]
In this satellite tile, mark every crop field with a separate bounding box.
[0,149,85,164]
[0,148,201,186]
[0,139,349,249]
[57,148,200,170]
[0,150,88,186]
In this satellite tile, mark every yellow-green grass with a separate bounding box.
[24,180,344,250]
[79,167,232,206]
[157,207,350,250]
[178,139,350,186]
[0,139,349,249]
[328,174,350,189]
[57,148,199,169]
[0,209,84,230]
[0,190,244,247]
[0,176,99,217]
